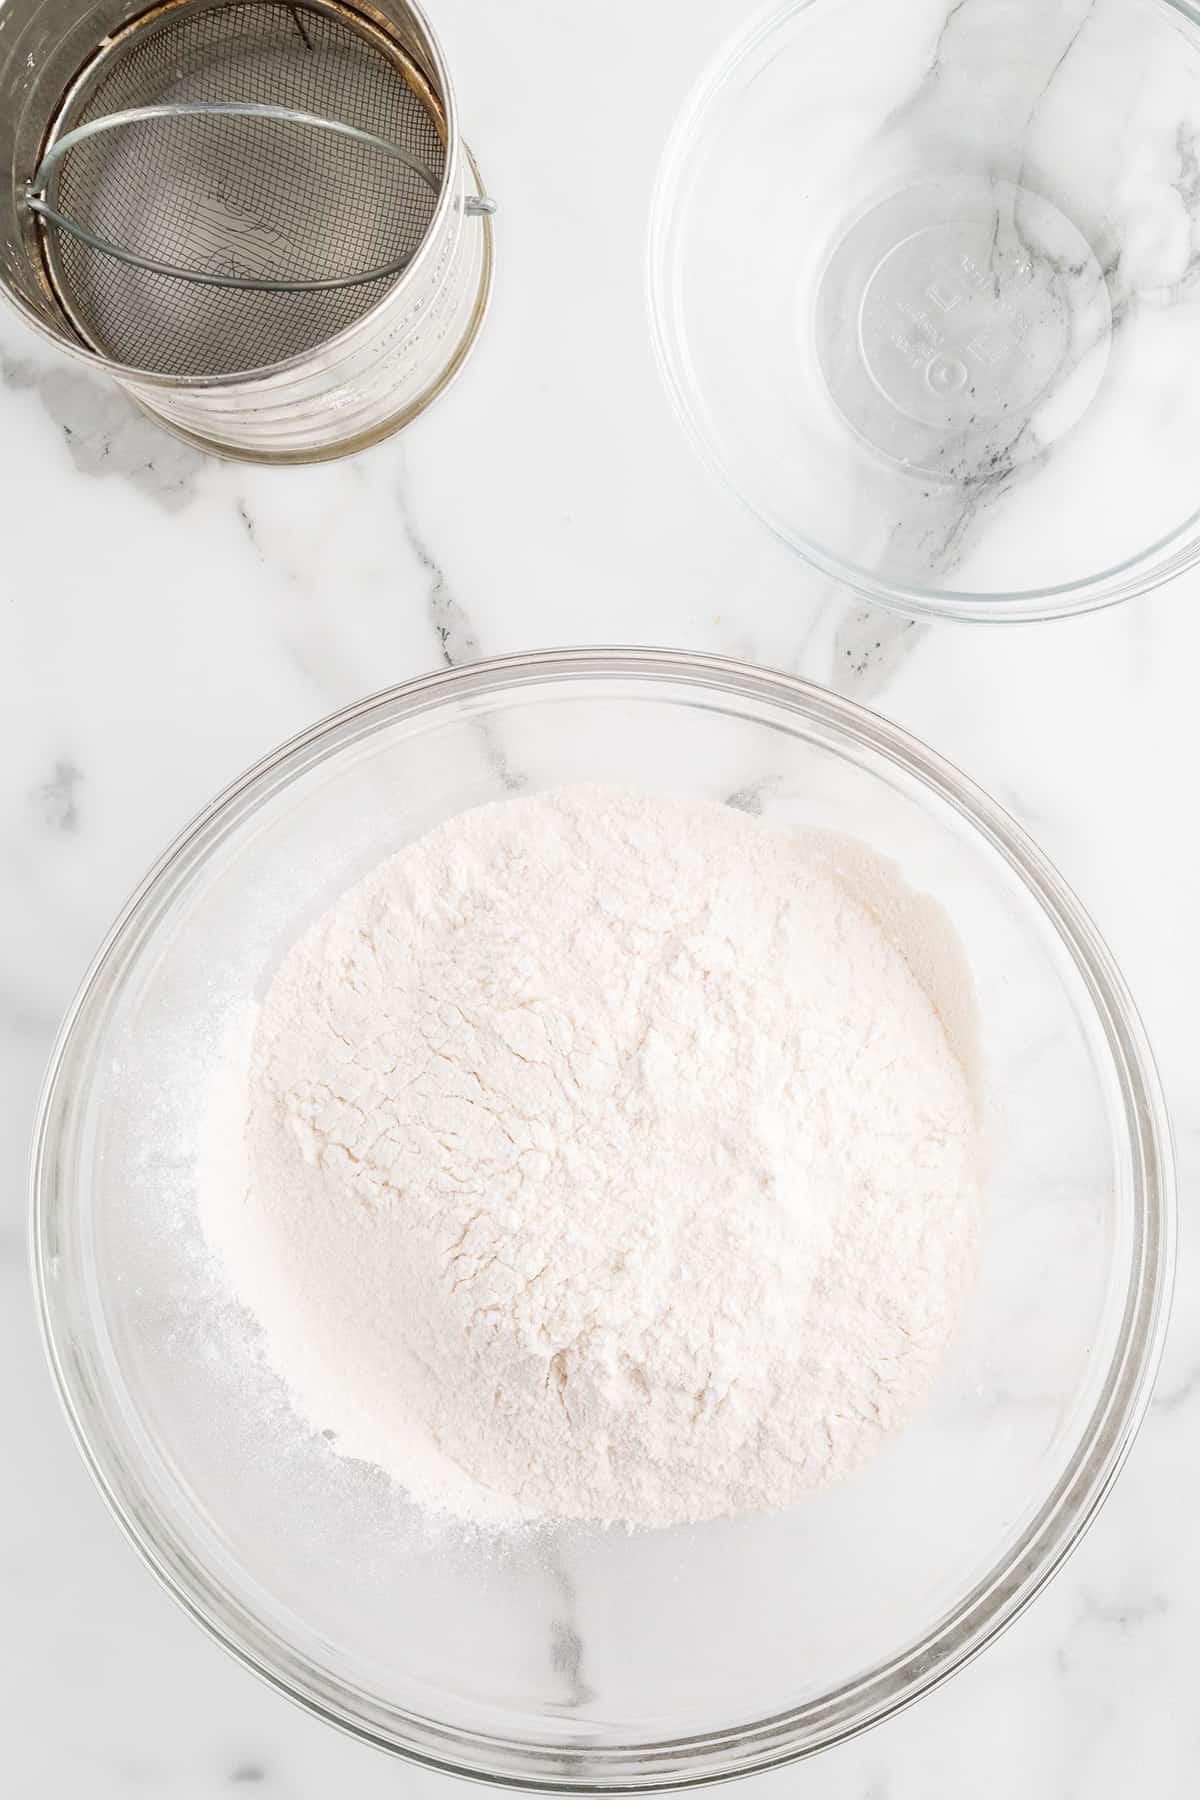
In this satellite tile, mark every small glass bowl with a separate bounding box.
[648,0,1200,620]
[33,651,1173,1787]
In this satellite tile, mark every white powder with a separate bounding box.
[202,786,981,1531]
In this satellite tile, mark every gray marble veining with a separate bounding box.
[832,608,926,699]
[1,355,203,511]
[30,758,82,833]
[400,510,483,669]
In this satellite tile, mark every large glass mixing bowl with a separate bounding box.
[649,0,1200,620]
[33,651,1173,1786]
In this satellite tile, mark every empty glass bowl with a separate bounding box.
[33,652,1173,1786]
[649,0,1200,619]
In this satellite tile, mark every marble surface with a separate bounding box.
[2,0,1199,1793]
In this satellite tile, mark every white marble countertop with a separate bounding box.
[3,0,1198,1793]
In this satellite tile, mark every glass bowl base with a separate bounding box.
[814,181,1112,481]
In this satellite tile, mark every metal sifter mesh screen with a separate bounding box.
[43,0,447,378]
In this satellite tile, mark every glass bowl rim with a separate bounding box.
[30,647,1176,1788]
[645,0,1200,623]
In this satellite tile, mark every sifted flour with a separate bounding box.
[202,786,981,1530]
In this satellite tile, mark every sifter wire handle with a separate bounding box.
[25,101,496,294]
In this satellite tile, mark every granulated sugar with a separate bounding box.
[202,786,981,1530]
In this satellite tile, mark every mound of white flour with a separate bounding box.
[203,786,981,1530]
